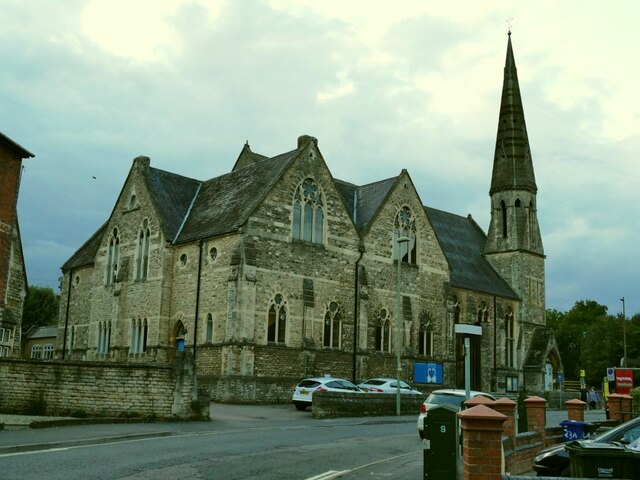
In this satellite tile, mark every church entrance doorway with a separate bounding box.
[455,334,481,391]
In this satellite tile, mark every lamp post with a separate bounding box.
[396,236,410,416]
[621,297,627,367]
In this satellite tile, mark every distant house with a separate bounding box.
[23,325,57,359]
[0,131,34,358]
[56,35,562,400]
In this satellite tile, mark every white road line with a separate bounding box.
[304,451,420,480]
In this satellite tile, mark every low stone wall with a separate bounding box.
[312,391,425,418]
[0,355,205,419]
[198,375,297,404]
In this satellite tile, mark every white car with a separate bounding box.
[292,377,362,411]
[358,377,422,395]
[417,388,495,439]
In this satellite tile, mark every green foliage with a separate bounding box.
[546,301,640,387]
[22,285,60,332]
[631,387,640,416]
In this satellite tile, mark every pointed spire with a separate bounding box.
[490,33,537,195]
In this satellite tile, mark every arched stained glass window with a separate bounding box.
[393,206,417,264]
[268,294,287,345]
[323,302,342,349]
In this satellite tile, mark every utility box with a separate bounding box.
[423,403,459,479]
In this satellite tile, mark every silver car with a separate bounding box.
[417,388,495,438]
[358,377,422,394]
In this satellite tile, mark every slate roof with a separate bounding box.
[145,167,201,241]
[425,207,518,299]
[334,176,398,232]
[26,325,58,339]
[175,148,300,244]
[62,223,107,271]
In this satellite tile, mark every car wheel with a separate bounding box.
[294,402,307,411]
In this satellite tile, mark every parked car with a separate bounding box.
[358,378,422,394]
[292,377,362,411]
[417,389,495,439]
[533,416,640,476]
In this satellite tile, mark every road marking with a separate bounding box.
[304,451,420,480]
[305,470,349,480]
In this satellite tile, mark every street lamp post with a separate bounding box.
[621,297,627,367]
[396,236,410,416]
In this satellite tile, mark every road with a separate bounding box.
[0,404,421,480]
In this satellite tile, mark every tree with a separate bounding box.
[21,285,60,333]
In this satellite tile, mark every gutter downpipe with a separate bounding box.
[193,238,204,364]
[493,295,497,389]
[352,246,364,383]
[62,268,73,360]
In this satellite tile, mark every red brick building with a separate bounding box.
[0,131,33,357]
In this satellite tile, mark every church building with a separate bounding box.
[56,35,562,401]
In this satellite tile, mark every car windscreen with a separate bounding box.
[363,379,387,386]
[297,380,321,388]
[427,394,464,407]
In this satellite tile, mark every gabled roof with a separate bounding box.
[0,131,34,159]
[175,148,300,244]
[425,206,518,299]
[26,325,58,339]
[145,167,201,241]
[334,176,398,232]
[62,222,107,271]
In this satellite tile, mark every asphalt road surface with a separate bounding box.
[0,404,420,480]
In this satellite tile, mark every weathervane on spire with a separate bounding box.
[506,16,513,36]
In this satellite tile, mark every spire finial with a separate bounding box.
[506,16,513,36]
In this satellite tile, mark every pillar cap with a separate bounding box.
[495,397,516,407]
[607,393,624,399]
[524,395,547,405]
[565,398,587,407]
[465,395,496,408]
[457,404,507,421]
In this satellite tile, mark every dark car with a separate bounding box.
[533,416,640,476]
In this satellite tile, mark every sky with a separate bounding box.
[1,0,638,317]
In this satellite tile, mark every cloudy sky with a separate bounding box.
[2,0,638,316]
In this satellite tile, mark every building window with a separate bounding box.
[209,247,218,262]
[292,178,324,244]
[130,318,148,354]
[97,321,111,355]
[375,308,392,353]
[0,327,12,354]
[505,309,515,368]
[477,303,490,323]
[267,294,287,345]
[205,313,213,343]
[43,344,54,359]
[129,194,137,209]
[136,219,150,280]
[501,201,508,238]
[68,326,75,354]
[31,345,42,359]
[453,298,461,324]
[506,376,518,392]
[179,253,188,267]
[323,302,342,349]
[418,324,433,356]
[106,228,120,285]
[393,206,417,264]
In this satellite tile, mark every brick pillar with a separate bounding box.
[458,404,507,480]
[524,396,547,445]
[608,393,623,422]
[465,395,496,409]
[621,395,633,422]
[565,398,586,421]
[494,397,516,451]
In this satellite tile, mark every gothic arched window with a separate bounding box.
[268,294,287,345]
[323,301,342,349]
[505,308,515,367]
[205,313,214,343]
[106,228,120,285]
[418,323,433,356]
[136,219,151,280]
[375,308,392,353]
[292,178,325,244]
[501,201,508,238]
[393,206,417,264]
